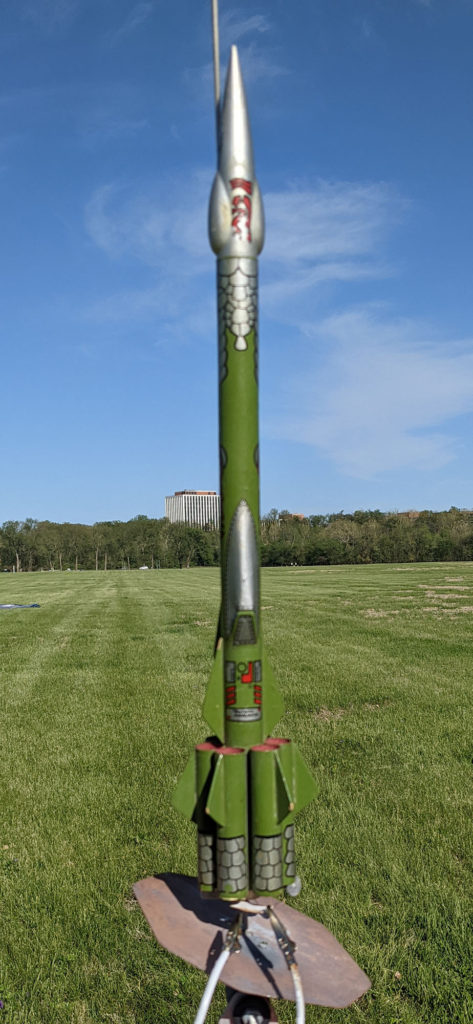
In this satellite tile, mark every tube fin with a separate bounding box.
[171,752,196,820]
[203,636,225,741]
[205,754,226,826]
[277,741,319,815]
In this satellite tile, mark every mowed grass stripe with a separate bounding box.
[1,572,217,1023]
[1,565,472,1023]
[262,564,473,1024]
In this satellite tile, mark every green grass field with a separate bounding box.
[1,565,472,1024]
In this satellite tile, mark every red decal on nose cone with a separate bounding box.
[241,662,253,684]
[230,179,252,242]
[230,178,253,195]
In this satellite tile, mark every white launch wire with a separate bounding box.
[265,906,306,1024]
[291,963,306,1024]
[193,911,244,1024]
[192,909,306,1024]
[192,945,231,1024]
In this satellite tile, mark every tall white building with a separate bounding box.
[165,490,220,530]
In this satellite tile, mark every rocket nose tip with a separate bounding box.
[222,43,246,118]
[227,44,243,82]
[217,37,261,239]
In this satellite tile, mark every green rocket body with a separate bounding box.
[173,46,318,900]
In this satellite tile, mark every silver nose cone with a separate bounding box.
[219,46,254,183]
[209,46,264,258]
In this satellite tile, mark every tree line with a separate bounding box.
[1,508,472,572]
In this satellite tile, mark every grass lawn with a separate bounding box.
[1,564,472,1023]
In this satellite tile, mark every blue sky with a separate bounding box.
[2,0,472,523]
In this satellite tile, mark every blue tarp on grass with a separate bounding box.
[0,603,40,609]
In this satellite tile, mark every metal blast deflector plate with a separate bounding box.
[133,873,371,1009]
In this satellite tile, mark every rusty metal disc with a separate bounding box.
[133,873,370,1009]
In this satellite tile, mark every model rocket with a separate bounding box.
[173,44,318,901]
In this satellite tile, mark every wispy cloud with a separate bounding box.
[0,80,149,151]
[261,181,403,321]
[85,175,399,313]
[235,42,289,84]
[84,172,214,338]
[261,260,390,313]
[80,110,148,145]
[270,308,473,477]
[360,18,374,41]
[84,172,473,480]
[218,10,288,82]
[219,11,271,50]
[85,171,210,265]
[83,172,402,344]
[194,48,287,96]
[21,0,79,34]
[189,8,286,96]
[265,182,402,265]
[106,2,156,46]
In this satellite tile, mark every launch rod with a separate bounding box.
[211,0,221,145]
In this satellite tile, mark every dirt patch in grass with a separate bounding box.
[437,585,468,590]
[421,605,473,616]
[362,608,400,618]
[193,620,211,627]
[419,584,468,591]
[314,706,347,721]
[315,700,391,721]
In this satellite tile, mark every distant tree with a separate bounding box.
[21,519,39,571]
[169,523,197,568]
[2,508,473,572]
[66,523,90,571]
[1,521,22,571]
[91,524,104,571]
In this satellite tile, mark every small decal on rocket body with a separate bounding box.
[230,178,252,241]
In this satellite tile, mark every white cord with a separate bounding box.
[192,946,231,1024]
[192,905,306,1024]
[264,906,306,1024]
[290,963,305,1024]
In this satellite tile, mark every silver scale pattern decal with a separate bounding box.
[253,834,283,892]
[197,832,215,888]
[216,836,248,893]
[218,257,257,380]
[284,824,296,878]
